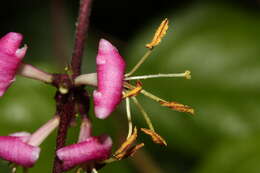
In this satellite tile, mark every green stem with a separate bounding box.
[131,97,154,131]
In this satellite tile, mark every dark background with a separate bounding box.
[1,0,260,40]
[0,0,260,173]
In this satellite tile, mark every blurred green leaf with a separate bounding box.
[126,3,260,172]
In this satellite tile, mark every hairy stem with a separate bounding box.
[53,0,92,172]
[71,0,92,78]
[53,92,75,173]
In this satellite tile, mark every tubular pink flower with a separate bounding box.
[0,116,59,167]
[0,32,27,96]
[93,39,126,119]
[0,136,40,168]
[57,134,112,171]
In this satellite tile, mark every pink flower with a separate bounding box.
[0,116,60,167]
[57,135,112,171]
[0,32,27,96]
[57,117,112,171]
[93,39,126,119]
[0,135,40,167]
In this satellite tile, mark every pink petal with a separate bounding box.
[0,136,40,167]
[57,135,112,171]
[9,131,31,143]
[0,32,23,55]
[0,32,27,96]
[94,39,126,119]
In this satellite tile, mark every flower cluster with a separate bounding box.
[0,18,193,172]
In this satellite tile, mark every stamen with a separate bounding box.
[146,18,169,49]
[101,132,143,164]
[124,82,194,114]
[159,100,194,114]
[124,82,165,103]
[114,127,137,157]
[125,71,191,80]
[141,128,167,146]
[125,49,153,77]
[123,81,142,98]
[131,97,154,131]
[127,143,145,157]
[125,97,133,139]
[126,18,169,77]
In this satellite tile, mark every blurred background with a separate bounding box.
[0,0,260,172]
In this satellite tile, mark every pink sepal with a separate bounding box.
[57,135,112,171]
[0,136,40,167]
[94,39,126,119]
[0,32,27,96]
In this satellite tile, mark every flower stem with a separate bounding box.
[125,71,191,80]
[125,49,152,77]
[74,73,97,86]
[131,97,154,131]
[18,63,53,83]
[53,92,75,173]
[78,116,92,142]
[53,0,92,172]
[27,116,60,146]
[71,0,92,78]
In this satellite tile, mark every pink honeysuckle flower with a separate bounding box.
[93,39,126,119]
[57,135,112,171]
[57,117,112,171]
[0,135,40,167]
[0,32,27,96]
[0,116,60,167]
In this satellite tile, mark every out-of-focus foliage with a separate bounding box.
[0,2,259,173]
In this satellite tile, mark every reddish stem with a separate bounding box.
[52,0,93,172]
[53,92,75,173]
[71,0,92,78]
